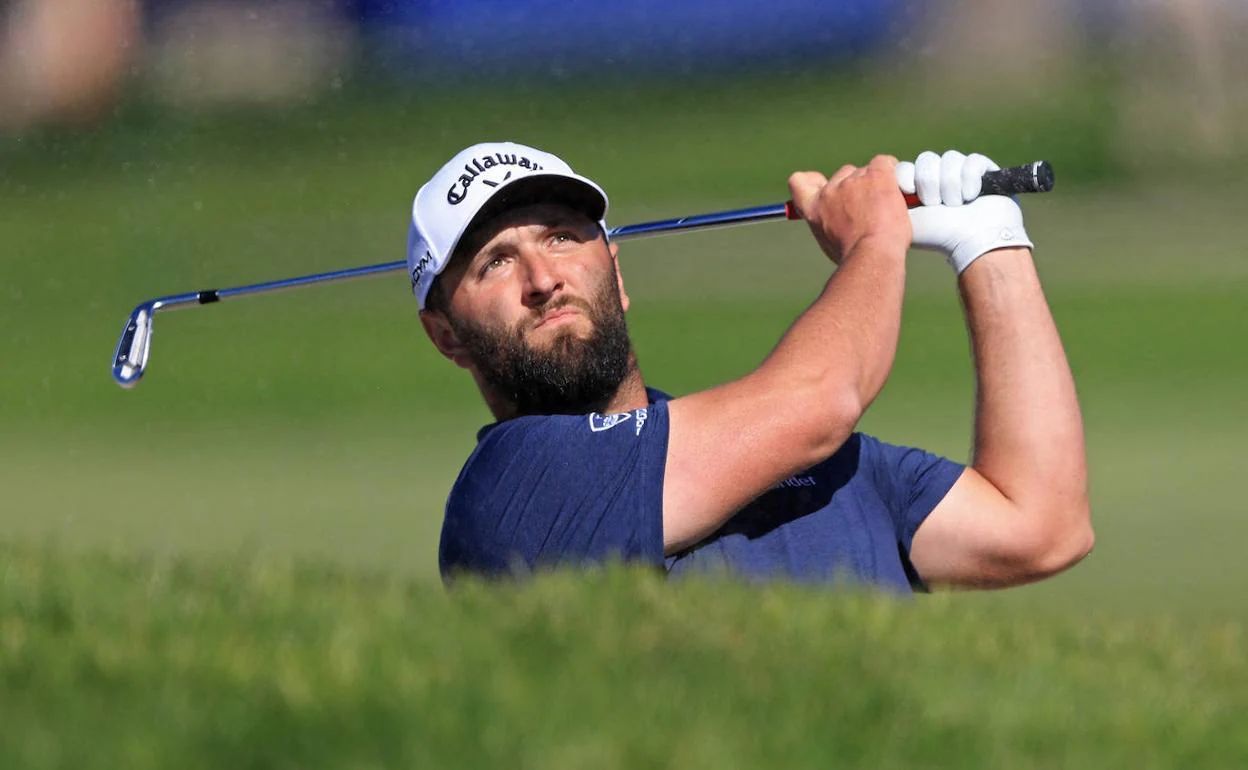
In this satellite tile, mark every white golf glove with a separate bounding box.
[896,150,1033,274]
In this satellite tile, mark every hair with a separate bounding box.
[423,275,449,315]
[422,234,478,317]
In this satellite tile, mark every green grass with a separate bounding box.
[3,546,1246,769]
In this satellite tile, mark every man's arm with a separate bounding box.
[909,247,1093,587]
[894,150,1093,588]
[662,156,912,553]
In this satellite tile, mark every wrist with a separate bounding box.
[957,246,1037,284]
[949,225,1033,274]
[843,231,910,264]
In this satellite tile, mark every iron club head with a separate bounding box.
[112,302,154,389]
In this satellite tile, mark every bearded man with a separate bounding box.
[409,142,1092,592]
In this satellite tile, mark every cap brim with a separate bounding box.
[457,173,607,254]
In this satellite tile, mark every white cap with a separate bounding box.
[407,141,609,308]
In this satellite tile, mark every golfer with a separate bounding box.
[408,142,1092,591]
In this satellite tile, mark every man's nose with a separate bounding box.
[520,248,563,306]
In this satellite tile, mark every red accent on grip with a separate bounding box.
[784,201,800,220]
[903,192,920,208]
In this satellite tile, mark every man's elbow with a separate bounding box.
[1018,501,1095,580]
[807,387,867,460]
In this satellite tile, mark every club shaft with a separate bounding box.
[148,203,792,316]
[608,202,789,240]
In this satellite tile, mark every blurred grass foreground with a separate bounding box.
[3,544,1247,769]
[3,0,1248,765]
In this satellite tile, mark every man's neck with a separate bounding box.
[599,366,649,414]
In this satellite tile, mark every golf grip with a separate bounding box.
[784,160,1054,218]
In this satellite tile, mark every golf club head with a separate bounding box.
[112,302,154,389]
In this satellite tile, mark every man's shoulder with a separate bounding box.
[453,400,668,498]
[440,401,670,579]
[451,415,562,497]
[469,411,623,460]
[473,412,568,446]
[441,416,568,571]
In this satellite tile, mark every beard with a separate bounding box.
[449,274,633,417]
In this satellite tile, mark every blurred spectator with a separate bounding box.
[0,0,141,132]
[1112,0,1241,165]
[144,0,353,109]
[911,0,1079,94]
[905,0,1246,167]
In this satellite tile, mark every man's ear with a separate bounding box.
[419,309,472,369]
[610,241,630,313]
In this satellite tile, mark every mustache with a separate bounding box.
[528,296,593,331]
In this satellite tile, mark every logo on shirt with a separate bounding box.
[634,408,648,435]
[589,412,632,432]
[775,475,817,489]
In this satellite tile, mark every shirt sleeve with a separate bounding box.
[439,400,668,579]
[860,433,966,554]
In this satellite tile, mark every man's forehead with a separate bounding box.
[482,202,594,234]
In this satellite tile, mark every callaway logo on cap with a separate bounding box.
[406,142,610,308]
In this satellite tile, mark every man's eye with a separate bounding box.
[480,256,505,276]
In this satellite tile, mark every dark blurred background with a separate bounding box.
[2,0,1245,609]
[5,0,1243,169]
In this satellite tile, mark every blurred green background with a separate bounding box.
[2,0,1246,614]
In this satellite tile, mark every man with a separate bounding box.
[409,141,1092,592]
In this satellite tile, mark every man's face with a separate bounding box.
[420,202,634,416]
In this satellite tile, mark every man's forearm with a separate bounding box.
[959,248,1089,533]
[762,236,907,415]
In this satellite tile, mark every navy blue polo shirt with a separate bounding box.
[438,388,965,591]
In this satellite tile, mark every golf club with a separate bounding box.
[111,160,1054,389]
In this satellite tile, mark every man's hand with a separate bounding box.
[896,150,1034,274]
[788,155,912,265]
